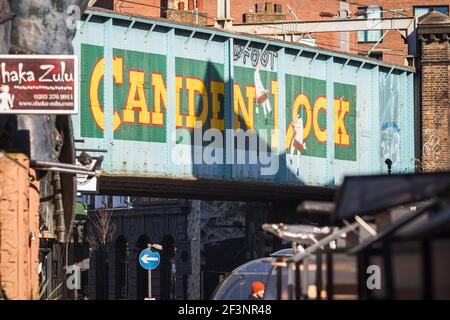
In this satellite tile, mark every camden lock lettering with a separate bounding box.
[83,51,355,160]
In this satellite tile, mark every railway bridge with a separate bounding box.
[73,8,415,202]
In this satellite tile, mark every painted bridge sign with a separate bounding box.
[72,9,415,199]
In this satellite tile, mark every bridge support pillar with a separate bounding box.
[186,200,201,300]
[245,202,271,260]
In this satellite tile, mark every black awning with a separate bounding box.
[334,172,450,222]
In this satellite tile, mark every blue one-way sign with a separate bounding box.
[139,248,160,270]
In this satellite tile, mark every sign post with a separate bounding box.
[139,244,162,300]
[147,244,152,300]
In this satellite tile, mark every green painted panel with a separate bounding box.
[285,74,327,158]
[80,44,104,138]
[113,48,167,143]
[234,66,277,151]
[334,82,357,161]
[175,57,224,145]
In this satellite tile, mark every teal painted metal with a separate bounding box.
[72,9,415,188]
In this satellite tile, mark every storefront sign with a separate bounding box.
[0,55,78,114]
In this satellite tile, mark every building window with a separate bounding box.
[414,6,449,19]
[357,50,382,61]
[368,51,383,61]
[357,6,383,43]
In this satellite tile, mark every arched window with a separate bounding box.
[115,236,129,299]
[136,235,150,300]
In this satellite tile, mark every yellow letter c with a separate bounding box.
[89,57,123,132]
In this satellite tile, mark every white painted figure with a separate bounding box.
[254,65,271,118]
[290,111,307,176]
[0,85,14,110]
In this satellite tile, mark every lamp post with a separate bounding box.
[385,158,392,175]
[147,243,163,300]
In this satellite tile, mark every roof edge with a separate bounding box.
[83,7,415,73]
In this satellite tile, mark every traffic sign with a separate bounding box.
[139,248,160,270]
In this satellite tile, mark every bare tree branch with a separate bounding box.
[86,210,116,251]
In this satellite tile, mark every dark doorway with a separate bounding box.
[95,249,109,300]
[136,235,150,300]
[115,236,129,299]
[160,235,176,299]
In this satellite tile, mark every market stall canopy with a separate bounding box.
[334,172,450,222]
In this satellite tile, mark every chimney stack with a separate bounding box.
[196,0,203,11]
[188,0,194,11]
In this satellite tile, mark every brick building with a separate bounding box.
[101,1,450,65]
[85,199,197,300]
[417,12,450,172]
[75,195,271,299]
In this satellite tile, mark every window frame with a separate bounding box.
[413,5,449,19]
[357,6,384,44]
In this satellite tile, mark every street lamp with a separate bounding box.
[385,158,393,175]
[150,244,163,251]
[146,243,163,300]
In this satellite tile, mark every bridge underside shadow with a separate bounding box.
[98,175,334,202]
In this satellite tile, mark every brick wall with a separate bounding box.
[107,1,449,66]
[166,10,208,24]
[418,12,450,172]
[226,0,448,66]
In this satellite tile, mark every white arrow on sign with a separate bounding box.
[141,254,159,264]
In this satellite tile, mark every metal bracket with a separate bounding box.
[259,43,269,64]
[292,49,303,63]
[354,215,377,236]
[124,19,136,40]
[385,67,394,78]
[185,30,196,49]
[243,40,251,54]
[309,51,319,65]
[261,43,269,55]
[357,61,366,72]
[31,160,101,177]
[341,58,350,71]
[144,24,156,43]
[367,30,389,57]
[342,219,361,237]
[204,34,214,51]
[80,13,93,34]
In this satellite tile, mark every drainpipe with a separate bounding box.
[53,171,66,242]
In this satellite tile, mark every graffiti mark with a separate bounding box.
[233,44,278,70]
[381,121,400,133]
[422,133,441,158]
[380,121,401,168]
[422,133,445,171]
